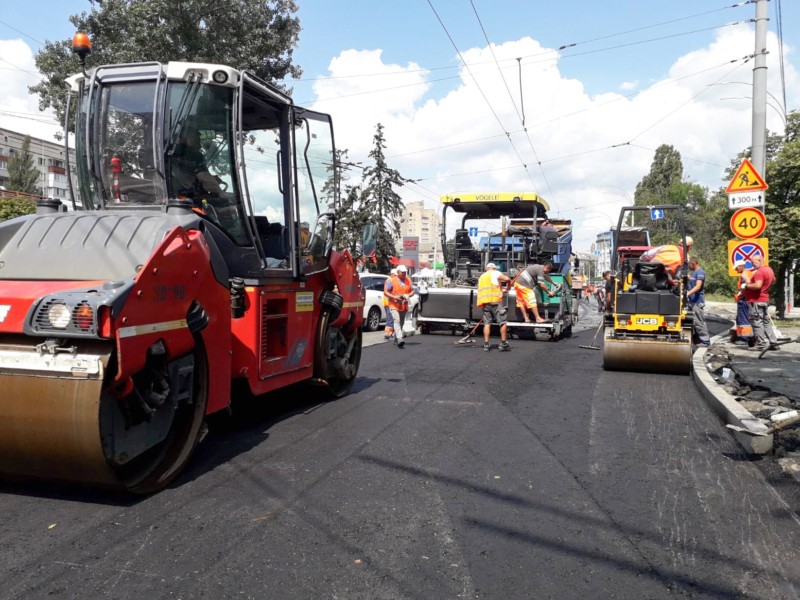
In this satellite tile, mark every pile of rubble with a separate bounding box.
[705,339,800,476]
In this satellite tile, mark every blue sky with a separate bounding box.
[1,1,798,250]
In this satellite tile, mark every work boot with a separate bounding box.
[483,343,490,352]
[499,341,510,352]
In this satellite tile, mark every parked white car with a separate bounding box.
[358,273,420,333]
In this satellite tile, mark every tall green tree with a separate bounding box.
[763,111,800,316]
[361,123,409,273]
[30,0,302,127]
[633,144,707,247]
[634,144,683,206]
[7,136,41,196]
[322,148,370,258]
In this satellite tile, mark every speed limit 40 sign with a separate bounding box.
[730,207,767,239]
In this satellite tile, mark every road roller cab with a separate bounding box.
[0,37,364,493]
[603,206,693,375]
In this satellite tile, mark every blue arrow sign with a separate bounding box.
[650,208,664,220]
[468,227,479,237]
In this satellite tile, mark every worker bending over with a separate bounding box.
[640,236,693,276]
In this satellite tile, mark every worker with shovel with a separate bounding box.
[477,263,511,352]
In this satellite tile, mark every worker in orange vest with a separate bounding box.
[382,268,397,340]
[640,236,693,276]
[384,265,414,348]
[477,263,511,352]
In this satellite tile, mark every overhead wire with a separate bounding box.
[298,21,748,106]
[289,2,749,83]
[425,0,541,196]
[628,56,751,142]
[469,0,560,215]
[384,56,747,162]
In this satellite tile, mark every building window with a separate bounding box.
[0,160,6,170]
[38,157,45,166]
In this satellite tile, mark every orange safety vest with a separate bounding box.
[643,244,684,274]
[477,271,503,306]
[387,275,413,311]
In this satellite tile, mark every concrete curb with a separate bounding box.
[692,335,773,455]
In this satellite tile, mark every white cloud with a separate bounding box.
[0,39,63,142]
[305,25,799,251]
[620,81,638,91]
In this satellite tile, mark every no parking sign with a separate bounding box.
[727,238,769,276]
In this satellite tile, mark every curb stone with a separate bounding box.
[692,333,773,455]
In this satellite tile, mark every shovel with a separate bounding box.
[455,321,482,345]
[579,319,604,351]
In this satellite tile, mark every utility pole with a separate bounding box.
[751,0,769,178]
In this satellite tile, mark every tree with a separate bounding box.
[0,196,37,222]
[360,123,410,273]
[7,136,41,196]
[322,148,369,257]
[30,0,302,128]
[763,111,800,317]
[634,144,683,205]
[633,144,707,247]
[335,185,370,259]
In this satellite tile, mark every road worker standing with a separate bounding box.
[477,263,511,352]
[385,265,414,348]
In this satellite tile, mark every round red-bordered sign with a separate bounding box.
[730,207,766,239]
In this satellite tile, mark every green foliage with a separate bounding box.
[323,148,370,257]
[634,144,683,205]
[0,196,37,222]
[763,111,800,315]
[30,0,302,128]
[360,123,409,273]
[7,136,41,195]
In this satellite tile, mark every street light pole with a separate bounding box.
[751,0,769,178]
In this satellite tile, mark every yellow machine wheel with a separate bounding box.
[602,329,692,375]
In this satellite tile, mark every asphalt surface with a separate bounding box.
[2,301,800,599]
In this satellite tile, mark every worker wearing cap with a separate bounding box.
[477,263,511,352]
[385,265,414,348]
[383,268,397,340]
[513,262,555,323]
[732,260,753,343]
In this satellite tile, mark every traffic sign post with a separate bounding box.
[650,208,664,220]
[726,158,768,211]
[730,207,767,239]
[725,158,768,194]
[728,238,769,276]
[728,191,766,209]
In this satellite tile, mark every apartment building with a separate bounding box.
[398,201,440,266]
[0,127,78,204]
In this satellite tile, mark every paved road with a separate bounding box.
[2,302,800,599]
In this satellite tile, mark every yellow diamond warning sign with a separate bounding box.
[725,158,768,194]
